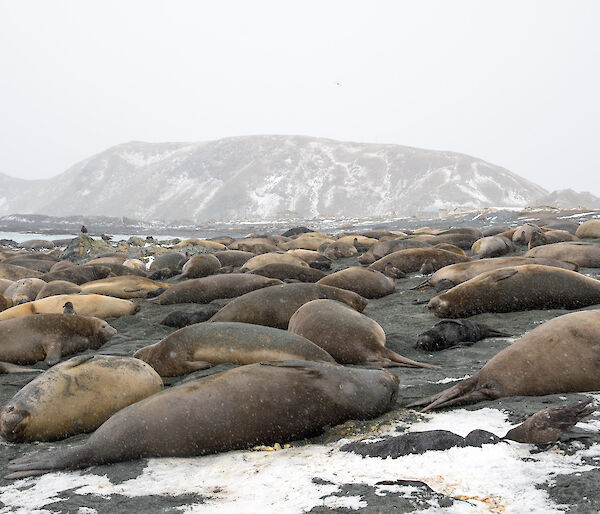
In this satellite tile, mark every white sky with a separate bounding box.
[1,0,599,195]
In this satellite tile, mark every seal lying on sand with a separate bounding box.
[6,360,398,478]
[0,313,116,365]
[0,355,162,442]
[415,320,510,351]
[317,267,395,299]
[79,276,170,299]
[288,299,437,368]
[134,322,336,376]
[409,310,600,411]
[209,283,368,329]
[427,265,600,318]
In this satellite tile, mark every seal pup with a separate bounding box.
[408,310,600,411]
[209,283,368,329]
[6,360,398,478]
[288,299,437,369]
[427,265,600,318]
[415,320,510,351]
[0,355,163,442]
[0,313,116,365]
[160,306,221,328]
[133,322,336,376]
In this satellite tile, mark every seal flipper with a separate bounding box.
[406,376,494,411]
[0,362,43,374]
[479,326,512,338]
[377,348,440,369]
[6,444,95,479]
[184,361,213,372]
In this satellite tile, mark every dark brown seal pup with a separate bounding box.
[427,264,600,318]
[209,283,368,329]
[6,360,399,478]
[0,355,162,442]
[317,267,395,298]
[154,274,282,305]
[409,310,600,411]
[415,320,510,351]
[159,306,222,328]
[134,322,336,376]
[0,313,116,365]
[288,299,437,368]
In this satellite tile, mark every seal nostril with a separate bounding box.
[7,406,14,412]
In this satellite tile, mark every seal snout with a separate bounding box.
[427,297,450,317]
[0,406,30,441]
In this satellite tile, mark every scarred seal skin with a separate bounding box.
[134,321,336,376]
[408,310,600,411]
[0,355,163,442]
[6,360,398,478]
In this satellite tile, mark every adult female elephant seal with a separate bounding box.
[177,254,222,279]
[241,253,309,271]
[209,283,368,329]
[528,229,579,249]
[427,264,600,318]
[524,242,600,268]
[154,274,282,305]
[6,360,398,477]
[358,239,431,265]
[80,276,170,299]
[420,256,579,290]
[0,313,117,365]
[409,310,600,411]
[0,355,162,442]
[317,267,395,298]
[35,280,82,300]
[289,300,436,369]
[0,263,42,281]
[0,294,140,321]
[213,250,255,268]
[249,263,326,282]
[0,278,14,295]
[576,220,600,238]
[134,322,335,376]
[369,248,470,274]
[3,278,47,305]
[471,236,514,258]
[0,293,8,312]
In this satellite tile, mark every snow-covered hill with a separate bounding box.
[0,136,550,222]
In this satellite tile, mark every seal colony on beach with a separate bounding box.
[0,218,599,492]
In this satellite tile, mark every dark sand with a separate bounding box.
[2,236,600,512]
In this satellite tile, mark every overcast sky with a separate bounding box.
[1,1,598,195]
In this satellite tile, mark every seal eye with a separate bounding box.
[7,406,14,412]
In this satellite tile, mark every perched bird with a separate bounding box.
[80,225,88,235]
[101,234,112,242]
[62,302,76,315]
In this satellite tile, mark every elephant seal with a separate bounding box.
[209,283,368,329]
[154,274,282,305]
[3,257,56,273]
[482,225,511,237]
[80,276,170,299]
[369,248,470,274]
[160,306,221,328]
[213,250,256,268]
[317,267,395,298]
[177,254,222,279]
[41,265,112,285]
[409,310,600,411]
[279,234,333,251]
[0,355,162,442]
[286,249,332,269]
[512,223,543,245]
[123,258,146,272]
[524,242,600,268]
[149,252,187,272]
[281,226,314,237]
[576,220,600,238]
[288,300,437,368]
[427,265,600,318]
[2,278,46,305]
[471,236,514,258]
[0,263,42,281]
[6,360,398,478]
[528,230,579,249]
[134,322,336,376]
[250,263,326,282]
[0,294,140,321]
[0,278,14,295]
[320,241,358,260]
[0,293,8,311]
[228,238,280,254]
[36,280,82,300]
[49,260,76,272]
[241,253,309,271]
[0,313,116,365]
[415,320,510,351]
[173,238,226,251]
[358,238,431,265]
[420,256,580,290]
[424,233,480,250]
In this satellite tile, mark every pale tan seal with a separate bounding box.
[0,294,140,321]
[0,263,43,281]
[173,238,226,251]
[213,250,256,267]
[369,248,470,274]
[289,299,437,368]
[242,253,309,271]
[6,360,398,477]
[3,278,47,305]
[317,267,395,298]
[576,220,600,238]
[35,280,83,300]
[471,236,514,258]
[0,355,162,442]
[524,241,600,268]
[409,310,600,411]
[0,278,14,295]
[79,276,170,299]
[178,254,222,278]
[133,322,336,376]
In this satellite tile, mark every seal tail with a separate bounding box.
[382,348,440,369]
[0,362,43,374]
[410,279,430,290]
[5,444,94,479]
[482,327,512,338]
[406,376,488,412]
